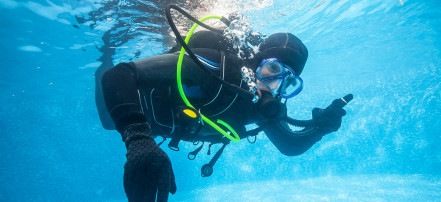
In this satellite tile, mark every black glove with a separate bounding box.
[122,123,177,202]
[312,94,353,134]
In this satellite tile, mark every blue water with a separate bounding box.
[1,0,440,201]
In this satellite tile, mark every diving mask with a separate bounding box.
[256,58,303,98]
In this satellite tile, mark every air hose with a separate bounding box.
[165,5,255,101]
[165,5,241,142]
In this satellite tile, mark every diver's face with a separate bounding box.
[255,58,287,97]
[255,58,304,99]
[256,78,283,97]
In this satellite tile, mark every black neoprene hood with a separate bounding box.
[258,33,308,75]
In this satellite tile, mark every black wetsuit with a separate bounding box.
[99,31,261,143]
[97,30,342,154]
[95,30,350,201]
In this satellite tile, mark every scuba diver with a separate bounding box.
[95,5,352,202]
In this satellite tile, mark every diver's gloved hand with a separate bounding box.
[122,123,177,202]
[312,94,353,134]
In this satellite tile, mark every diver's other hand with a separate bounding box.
[123,123,177,202]
[312,94,353,133]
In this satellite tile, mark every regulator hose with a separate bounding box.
[165,4,255,102]
[166,5,242,142]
